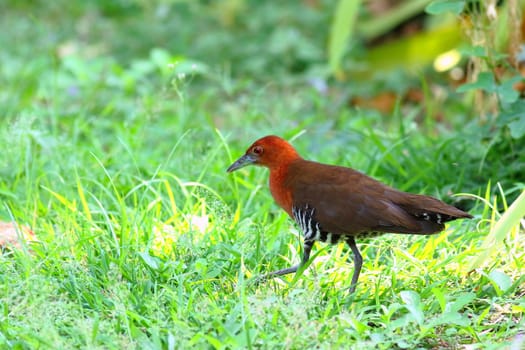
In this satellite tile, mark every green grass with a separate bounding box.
[1,2,524,349]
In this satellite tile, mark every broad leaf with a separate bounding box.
[400,290,424,325]
[426,0,465,15]
[457,72,496,93]
[328,0,361,78]
[488,270,512,293]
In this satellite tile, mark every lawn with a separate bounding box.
[1,1,524,349]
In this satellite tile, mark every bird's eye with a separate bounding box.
[253,146,263,155]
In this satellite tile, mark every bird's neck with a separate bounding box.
[268,159,299,217]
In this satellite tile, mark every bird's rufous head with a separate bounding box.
[227,135,301,173]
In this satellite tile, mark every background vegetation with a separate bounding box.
[0,0,524,349]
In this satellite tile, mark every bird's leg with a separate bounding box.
[263,239,314,278]
[346,236,362,294]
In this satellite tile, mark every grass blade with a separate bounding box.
[469,189,525,270]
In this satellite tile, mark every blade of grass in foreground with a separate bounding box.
[469,189,525,270]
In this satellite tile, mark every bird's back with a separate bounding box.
[284,160,471,236]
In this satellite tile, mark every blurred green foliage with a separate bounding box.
[2,0,523,195]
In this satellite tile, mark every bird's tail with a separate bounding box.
[398,193,472,234]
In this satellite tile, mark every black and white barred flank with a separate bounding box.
[292,204,322,242]
[292,204,382,244]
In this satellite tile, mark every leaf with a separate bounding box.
[498,100,525,138]
[328,0,361,78]
[431,288,446,313]
[459,45,487,58]
[432,311,470,327]
[509,118,525,139]
[425,0,465,15]
[456,72,496,93]
[488,270,512,293]
[429,293,474,328]
[194,258,208,275]
[498,77,522,104]
[139,251,160,270]
[400,290,424,325]
[446,292,476,313]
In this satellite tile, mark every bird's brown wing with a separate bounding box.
[286,160,465,235]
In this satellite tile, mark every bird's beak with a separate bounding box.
[227,154,257,173]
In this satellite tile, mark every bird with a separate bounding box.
[227,135,472,293]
